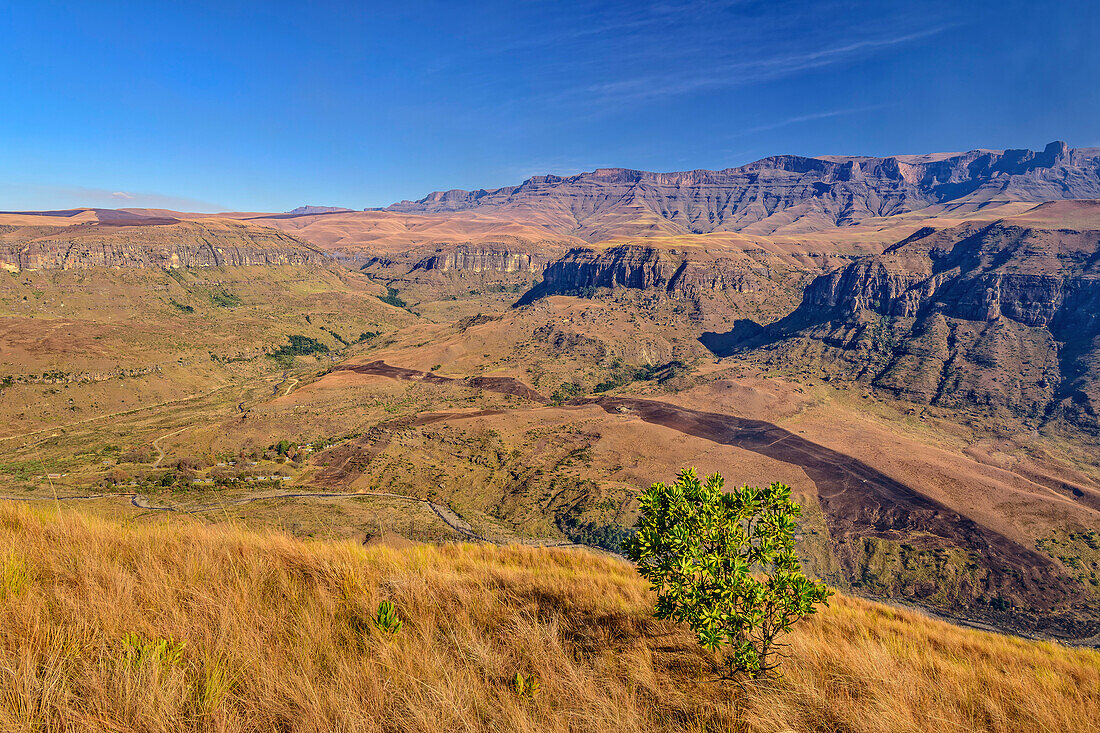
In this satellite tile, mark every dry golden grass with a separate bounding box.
[0,501,1096,733]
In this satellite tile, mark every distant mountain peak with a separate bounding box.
[286,205,353,216]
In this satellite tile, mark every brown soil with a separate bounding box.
[331,361,548,402]
[312,407,506,486]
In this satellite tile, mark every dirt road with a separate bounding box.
[151,426,192,468]
[0,489,580,549]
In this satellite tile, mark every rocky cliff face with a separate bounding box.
[0,220,328,271]
[353,241,564,305]
[410,244,544,274]
[520,245,768,303]
[720,203,1100,434]
[389,142,1100,240]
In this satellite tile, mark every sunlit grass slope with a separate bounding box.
[0,502,1096,732]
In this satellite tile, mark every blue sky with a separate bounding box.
[2,1,1097,212]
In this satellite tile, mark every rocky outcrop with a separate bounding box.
[800,219,1100,326]
[719,204,1100,433]
[0,220,328,271]
[352,241,562,305]
[519,245,766,303]
[388,142,1100,241]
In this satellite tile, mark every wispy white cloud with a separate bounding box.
[732,104,891,137]
[551,25,951,109]
[493,0,750,53]
[448,2,957,116]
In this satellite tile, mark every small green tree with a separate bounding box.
[622,468,831,678]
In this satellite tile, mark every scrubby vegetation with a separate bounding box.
[320,326,349,346]
[379,286,407,308]
[209,289,243,307]
[0,502,1096,732]
[268,334,329,361]
[558,514,632,552]
[545,361,692,403]
[593,359,690,393]
[550,381,586,405]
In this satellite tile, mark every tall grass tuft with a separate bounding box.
[0,550,30,599]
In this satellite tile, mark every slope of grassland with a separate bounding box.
[0,502,1097,733]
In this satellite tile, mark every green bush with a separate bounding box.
[593,360,690,393]
[622,468,830,678]
[321,326,349,346]
[373,600,403,634]
[558,516,631,553]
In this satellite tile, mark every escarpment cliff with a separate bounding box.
[389,142,1100,240]
[410,244,545,274]
[719,202,1100,434]
[354,240,567,304]
[519,245,770,303]
[0,219,328,271]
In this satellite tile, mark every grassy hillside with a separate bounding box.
[0,502,1096,732]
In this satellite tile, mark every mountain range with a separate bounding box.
[388,141,1100,240]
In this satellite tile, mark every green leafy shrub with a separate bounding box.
[622,468,831,678]
[373,600,403,634]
